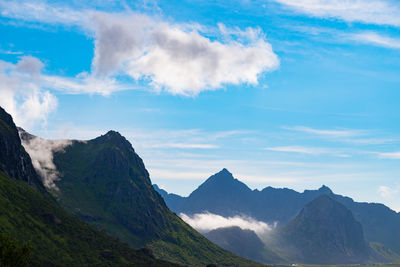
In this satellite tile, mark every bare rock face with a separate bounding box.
[0,106,43,191]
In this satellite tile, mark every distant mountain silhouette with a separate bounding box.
[155,168,400,260]
[204,226,283,264]
[273,195,371,264]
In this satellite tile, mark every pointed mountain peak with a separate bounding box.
[207,168,235,183]
[301,194,352,221]
[104,130,123,138]
[318,185,333,194]
[217,168,233,176]
[94,130,134,149]
[189,169,251,198]
[0,106,15,130]
[280,194,370,264]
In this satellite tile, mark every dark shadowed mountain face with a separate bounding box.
[274,195,371,264]
[0,106,179,267]
[0,106,43,191]
[52,131,172,246]
[156,169,400,256]
[204,226,283,264]
[179,168,254,217]
[205,226,264,261]
[24,131,261,267]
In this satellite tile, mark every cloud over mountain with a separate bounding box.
[180,212,274,235]
[19,131,72,189]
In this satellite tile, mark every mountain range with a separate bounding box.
[0,106,178,266]
[272,195,373,264]
[0,105,261,266]
[17,119,260,266]
[2,101,400,266]
[155,168,400,264]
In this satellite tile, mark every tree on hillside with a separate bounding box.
[0,235,32,267]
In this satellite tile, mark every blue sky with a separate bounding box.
[1,0,400,211]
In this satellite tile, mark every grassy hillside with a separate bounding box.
[0,170,179,266]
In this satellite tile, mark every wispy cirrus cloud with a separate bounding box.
[283,126,399,146]
[149,143,219,149]
[377,152,400,159]
[378,185,399,198]
[0,0,90,27]
[0,49,24,55]
[284,126,362,138]
[265,146,350,157]
[348,31,400,49]
[272,0,400,27]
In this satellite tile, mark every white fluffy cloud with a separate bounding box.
[273,0,400,26]
[180,212,274,235]
[0,56,130,129]
[0,2,280,129]
[0,1,280,96]
[0,57,57,129]
[20,133,72,189]
[91,13,279,95]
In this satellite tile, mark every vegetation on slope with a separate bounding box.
[0,106,178,266]
[47,131,262,266]
[0,171,179,266]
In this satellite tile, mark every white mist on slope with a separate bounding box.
[20,134,72,189]
[180,212,274,236]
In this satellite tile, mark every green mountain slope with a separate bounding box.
[0,171,178,266]
[21,131,261,266]
[0,106,179,266]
